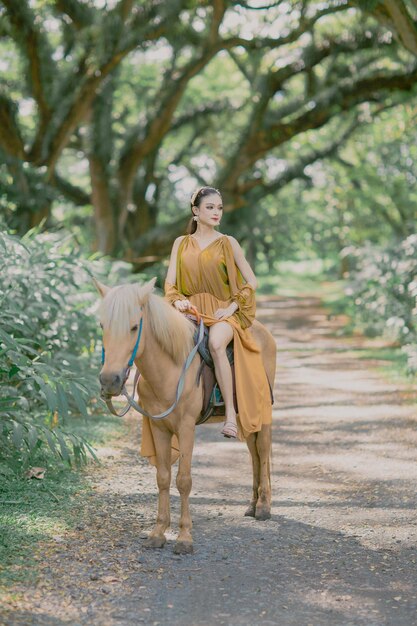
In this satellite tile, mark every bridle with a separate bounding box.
[100,306,204,420]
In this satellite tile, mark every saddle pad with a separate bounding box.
[195,360,238,425]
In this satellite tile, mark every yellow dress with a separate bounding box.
[165,234,272,439]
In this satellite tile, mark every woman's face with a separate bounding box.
[193,193,223,227]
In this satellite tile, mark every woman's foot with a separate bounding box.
[221,420,238,439]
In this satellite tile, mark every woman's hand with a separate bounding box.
[174,299,191,312]
[214,302,238,320]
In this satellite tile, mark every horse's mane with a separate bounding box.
[99,283,195,365]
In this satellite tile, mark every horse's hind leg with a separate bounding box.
[255,424,272,520]
[144,428,172,549]
[174,421,195,555]
[245,433,260,517]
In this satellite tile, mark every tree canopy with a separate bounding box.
[0,0,416,267]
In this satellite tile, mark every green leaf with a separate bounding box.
[43,428,59,457]
[56,383,69,421]
[12,421,24,449]
[55,431,71,464]
[8,364,20,378]
[82,438,99,463]
[35,377,58,413]
[69,382,88,417]
[0,397,21,406]
[26,425,39,452]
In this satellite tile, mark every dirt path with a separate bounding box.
[3,295,417,626]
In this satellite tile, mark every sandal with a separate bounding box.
[221,420,238,439]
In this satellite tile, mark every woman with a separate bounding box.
[165,186,272,440]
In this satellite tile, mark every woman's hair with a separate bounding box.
[186,186,222,234]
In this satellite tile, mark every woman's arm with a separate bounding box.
[226,235,258,289]
[166,235,185,285]
[165,236,192,311]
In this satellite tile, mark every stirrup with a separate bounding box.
[212,383,224,408]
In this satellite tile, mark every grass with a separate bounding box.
[257,258,336,297]
[0,412,125,592]
[354,346,411,382]
[316,276,414,385]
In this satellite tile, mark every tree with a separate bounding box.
[0,0,185,230]
[354,0,417,57]
[1,0,417,266]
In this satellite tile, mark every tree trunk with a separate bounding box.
[89,156,116,254]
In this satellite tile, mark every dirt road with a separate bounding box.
[3,295,417,625]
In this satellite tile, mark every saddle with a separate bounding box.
[188,318,237,425]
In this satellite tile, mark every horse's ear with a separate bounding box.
[92,277,110,298]
[139,277,157,303]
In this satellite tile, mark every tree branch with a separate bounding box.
[53,0,95,29]
[171,101,235,131]
[263,66,417,154]
[2,0,55,127]
[50,172,91,206]
[220,2,350,52]
[216,30,392,191]
[116,0,135,22]
[232,1,288,9]
[379,0,417,56]
[28,10,172,171]
[116,3,354,218]
[117,19,228,218]
[353,0,417,57]
[0,95,25,158]
[126,115,363,264]
[251,115,363,201]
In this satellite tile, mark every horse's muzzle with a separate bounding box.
[99,371,125,397]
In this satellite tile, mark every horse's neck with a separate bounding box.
[134,315,182,394]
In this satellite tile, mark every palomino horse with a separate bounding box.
[95,278,276,555]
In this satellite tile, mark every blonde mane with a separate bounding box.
[99,283,195,365]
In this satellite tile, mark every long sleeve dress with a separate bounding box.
[164,234,272,440]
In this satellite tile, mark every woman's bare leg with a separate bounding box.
[208,322,236,431]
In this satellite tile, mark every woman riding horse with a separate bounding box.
[96,186,275,553]
[165,186,272,440]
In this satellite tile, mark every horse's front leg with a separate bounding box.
[174,421,195,555]
[144,427,172,549]
[245,432,260,517]
[255,424,272,520]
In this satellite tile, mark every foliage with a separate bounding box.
[246,102,416,272]
[1,0,417,265]
[0,410,124,590]
[342,235,417,373]
[0,226,126,474]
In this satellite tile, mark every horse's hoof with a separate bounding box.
[173,541,194,555]
[244,504,256,517]
[255,508,271,521]
[143,535,166,549]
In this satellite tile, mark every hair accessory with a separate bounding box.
[191,187,204,206]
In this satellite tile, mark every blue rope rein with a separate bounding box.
[101,317,143,367]
[101,316,204,421]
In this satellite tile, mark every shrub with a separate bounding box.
[0,227,123,474]
[341,235,417,373]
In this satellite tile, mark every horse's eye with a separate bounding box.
[131,324,138,332]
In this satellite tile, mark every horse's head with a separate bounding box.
[93,277,156,397]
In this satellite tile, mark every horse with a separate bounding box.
[94,277,276,555]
